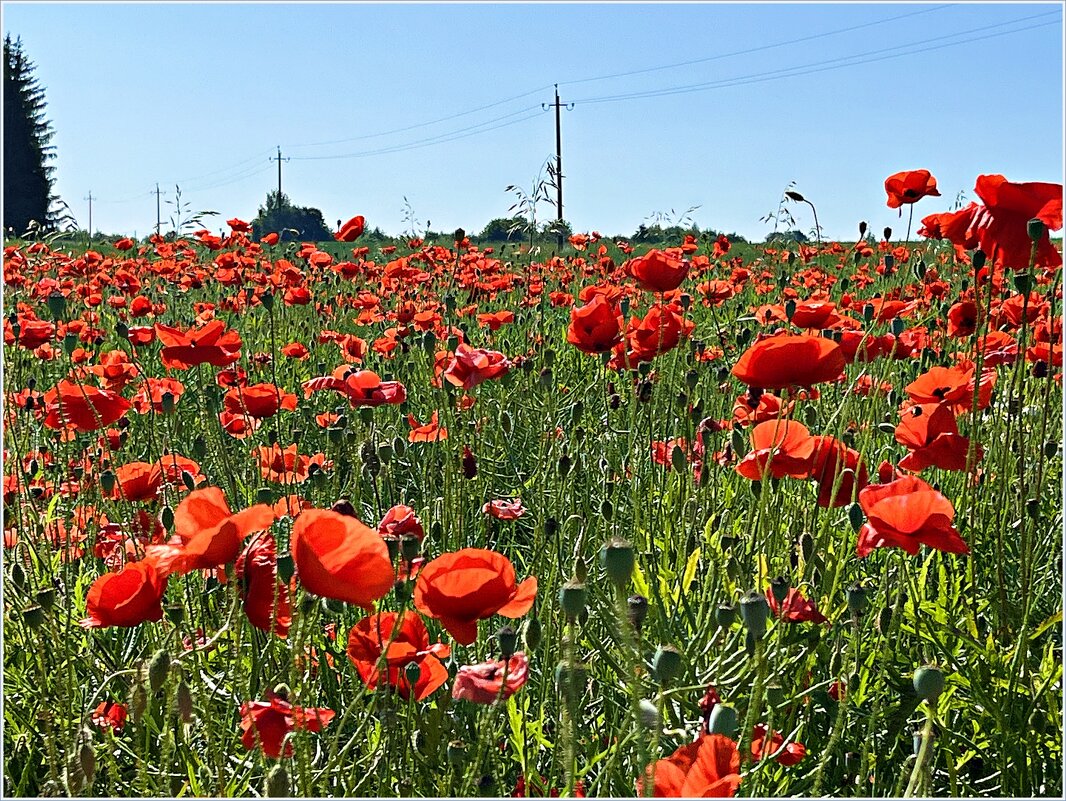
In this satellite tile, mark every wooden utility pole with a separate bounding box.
[153,183,166,236]
[84,191,93,238]
[270,146,289,199]
[543,85,573,248]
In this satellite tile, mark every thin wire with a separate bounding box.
[181,163,274,193]
[284,85,554,150]
[559,3,954,88]
[290,106,545,161]
[573,12,1061,105]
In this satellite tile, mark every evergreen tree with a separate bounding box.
[4,35,60,235]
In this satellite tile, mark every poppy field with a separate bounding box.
[2,171,1063,798]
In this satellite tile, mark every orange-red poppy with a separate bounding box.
[335,215,366,243]
[239,693,334,759]
[731,334,845,389]
[856,475,968,558]
[346,611,450,701]
[452,652,529,703]
[235,532,291,638]
[414,548,537,645]
[290,509,394,608]
[80,556,168,628]
[43,380,131,432]
[154,320,242,369]
[626,249,689,293]
[884,170,941,209]
[736,420,816,480]
[639,734,742,798]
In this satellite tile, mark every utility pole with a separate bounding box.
[153,183,166,236]
[269,146,289,200]
[84,191,93,239]
[543,85,573,248]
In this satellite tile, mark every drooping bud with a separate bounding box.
[846,583,869,617]
[523,617,543,651]
[769,576,789,605]
[627,594,649,633]
[715,603,736,628]
[148,649,170,693]
[265,764,290,797]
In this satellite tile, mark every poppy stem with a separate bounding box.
[903,703,936,797]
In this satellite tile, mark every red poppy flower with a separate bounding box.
[612,303,694,368]
[436,344,512,390]
[917,203,981,249]
[483,498,526,520]
[114,237,135,251]
[81,556,168,628]
[303,367,406,408]
[452,652,530,703]
[477,310,515,331]
[884,170,941,209]
[414,548,537,645]
[766,587,827,624]
[732,390,793,427]
[639,734,742,798]
[567,295,623,354]
[91,701,128,732]
[43,380,131,432]
[235,532,291,638]
[378,505,425,541]
[164,487,273,569]
[736,420,816,480]
[154,320,242,369]
[806,435,868,507]
[970,174,1063,271]
[904,364,994,413]
[346,611,450,701]
[947,301,978,338]
[895,403,982,472]
[335,215,366,242]
[223,383,298,420]
[290,509,394,609]
[239,693,335,759]
[261,232,280,246]
[106,461,163,502]
[407,411,447,442]
[856,475,968,558]
[254,444,332,483]
[731,334,845,389]
[751,724,806,766]
[626,249,689,293]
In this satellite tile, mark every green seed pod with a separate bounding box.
[447,740,467,766]
[160,505,174,530]
[23,605,46,628]
[404,660,422,689]
[377,443,394,464]
[1027,218,1046,242]
[496,625,518,659]
[670,445,687,473]
[651,645,683,685]
[164,603,184,625]
[769,576,790,605]
[559,580,587,622]
[392,436,407,458]
[358,406,374,424]
[846,583,869,617]
[599,538,635,588]
[261,291,275,311]
[715,603,736,628]
[47,290,67,320]
[160,390,176,414]
[891,317,905,337]
[730,427,746,457]
[256,487,273,504]
[739,591,770,639]
[877,606,893,635]
[115,321,129,340]
[557,453,572,477]
[913,665,945,702]
[523,617,543,651]
[36,588,55,611]
[265,764,290,797]
[708,703,738,737]
[627,594,649,632]
[148,648,171,693]
[99,469,116,494]
[176,680,193,723]
[63,332,79,354]
[554,662,589,701]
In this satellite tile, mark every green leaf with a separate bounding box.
[682,547,701,592]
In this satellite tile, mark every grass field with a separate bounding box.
[2,176,1063,797]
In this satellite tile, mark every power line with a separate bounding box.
[288,106,546,162]
[558,3,954,88]
[284,85,554,150]
[572,11,1061,105]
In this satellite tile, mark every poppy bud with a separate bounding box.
[176,680,193,723]
[454,228,466,243]
[730,427,746,458]
[891,317,904,336]
[972,249,986,270]
[637,380,653,403]
[47,290,66,320]
[599,498,614,521]
[609,393,621,410]
[554,661,588,701]
[846,583,869,617]
[116,321,129,339]
[785,190,805,202]
[883,227,892,241]
[652,645,683,685]
[1013,271,1034,294]
[670,445,687,473]
[383,536,401,562]
[496,625,519,659]
[600,538,635,588]
[769,576,790,605]
[331,498,357,518]
[559,579,587,622]
[265,764,290,797]
[914,260,926,279]
[638,699,660,731]
[628,594,649,632]
[23,605,46,628]
[739,591,769,639]
[11,561,26,591]
[1033,360,1049,379]
[1027,218,1046,242]
[148,649,171,693]
[130,682,148,724]
[261,291,274,311]
[848,502,864,532]
[447,740,466,765]
[884,254,895,272]
[707,703,738,737]
[524,617,543,651]
[1044,441,1059,459]
[557,453,572,477]
[462,447,477,479]
[912,665,945,701]
[99,469,115,494]
[78,741,95,785]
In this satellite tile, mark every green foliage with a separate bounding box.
[251,190,332,242]
[477,217,527,242]
[3,35,63,236]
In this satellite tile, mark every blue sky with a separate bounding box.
[3,2,1063,241]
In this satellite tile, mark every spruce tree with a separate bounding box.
[4,35,59,236]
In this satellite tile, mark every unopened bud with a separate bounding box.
[739,591,770,639]
[148,649,171,693]
[715,603,736,628]
[651,645,683,685]
[1027,218,1046,242]
[559,579,587,622]
[627,594,649,632]
[265,764,290,797]
[523,618,543,651]
[912,665,945,702]
[708,703,738,737]
[599,538,635,587]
